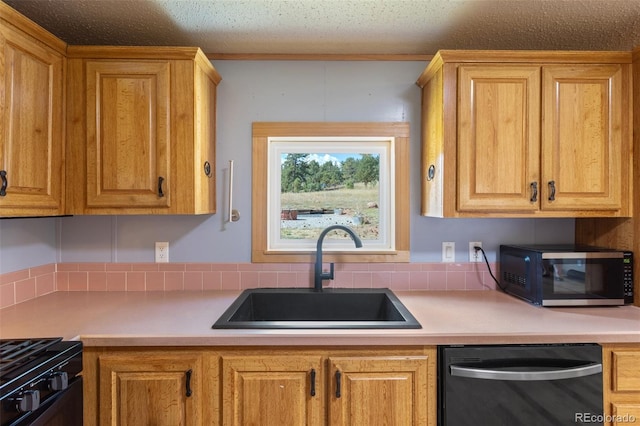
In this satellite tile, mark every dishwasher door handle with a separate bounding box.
[450,362,602,381]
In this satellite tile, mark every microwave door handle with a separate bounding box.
[450,362,602,381]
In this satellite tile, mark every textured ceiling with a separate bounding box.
[4,0,640,55]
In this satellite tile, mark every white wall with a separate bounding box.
[0,60,574,273]
[0,217,60,272]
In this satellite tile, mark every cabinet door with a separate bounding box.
[457,65,541,212]
[85,60,171,209]
[541,65,625,212]
[611,350,640,392]
[602,345,640,426]
[611,403,640,425]
[98,352,202,426]
[0,22,64,216]
[329,356,430,426]
[221,355,324,426]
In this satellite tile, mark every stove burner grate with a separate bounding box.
[0,338,62,378]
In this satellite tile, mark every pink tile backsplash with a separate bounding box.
[68,272,89,292]
[15,278,36,304]
[126,272,146,291]
[35,273,55,296]
[88,272,107,291]
[106,272,126,292]
[183,272,204,291]
[0,261,499,309]
[0,283,15,309]
[203,271,222,290]
[0,264,57,308]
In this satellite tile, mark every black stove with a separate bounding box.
[0,338,83,426]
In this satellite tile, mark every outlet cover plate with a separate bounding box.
[469,242,482,262]
[155,242,169,263]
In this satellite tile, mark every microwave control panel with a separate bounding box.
[624,251,634,304]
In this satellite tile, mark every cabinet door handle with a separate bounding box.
[548,180,556,201]
[335,370,342,398]
[158,176,165,197]
[310,369,316,397]
[0,170,6,196]
[530,182,538,202]
[185,369,193,397]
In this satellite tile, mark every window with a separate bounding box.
[252,122,410,263]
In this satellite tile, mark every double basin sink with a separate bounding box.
[212,288,421,329]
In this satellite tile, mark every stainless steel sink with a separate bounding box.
[212,288,421,329]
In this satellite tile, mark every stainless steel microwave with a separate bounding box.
[499,244,633,306]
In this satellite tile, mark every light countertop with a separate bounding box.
[1,290,639,346]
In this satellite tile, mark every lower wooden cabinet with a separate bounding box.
[84,346,436,426]
[83,348,219,426]
[221,354,325,426]
[602,344,640,426]
[328,356,430,426]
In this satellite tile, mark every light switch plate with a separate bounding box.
[442,242,455,263]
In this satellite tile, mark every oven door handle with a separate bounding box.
[450,362,602,381]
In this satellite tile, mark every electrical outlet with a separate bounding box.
[155,242,169,263]
[442,242,455,263]
[469,242,482,262]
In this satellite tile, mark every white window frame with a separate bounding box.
[266,137,396,252]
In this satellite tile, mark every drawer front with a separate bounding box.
[611,403,640,425]
[612,351,640,392]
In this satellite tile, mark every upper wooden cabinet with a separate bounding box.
[417,50,633,218]
[0,3,66,217]
[66,46,221,214]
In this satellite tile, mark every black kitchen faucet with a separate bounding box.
[314,225,363,292]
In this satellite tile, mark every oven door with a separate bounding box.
[541,252,625,306]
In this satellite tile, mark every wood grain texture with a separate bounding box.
[612,350,640,392]
[84,347,216,426]
[576,48,639,307]
[221,354,324,426]
[329,353,434,426]
[420,66,443,217]
[85,60,171,209]
[602,344,640,426]
[0,15,65,216]
[457,65,540,212]
[417,50,632,218]
[0,2,66,54]
[435,50,632,64]
[85,346,437,426]
[66,47,220,214]
[66,45,203,60]
[541,64,628,213]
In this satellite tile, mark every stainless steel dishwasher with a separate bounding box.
[438,344,603,426]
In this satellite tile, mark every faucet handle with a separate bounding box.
[322,263,335,280]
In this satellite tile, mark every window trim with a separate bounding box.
[252,122,410,263]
